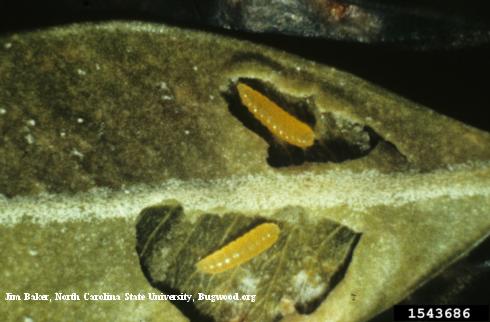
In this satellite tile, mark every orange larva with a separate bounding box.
[196,223,280,274]
[236,82,315,148]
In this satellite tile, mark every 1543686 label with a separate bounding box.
[394,305,489,321]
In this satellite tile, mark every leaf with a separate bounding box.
[136,201,360,322]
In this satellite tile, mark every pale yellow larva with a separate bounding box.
[196,223,280,274]
[236,82,315,148]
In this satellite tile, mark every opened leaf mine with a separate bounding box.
[136,201,360,322]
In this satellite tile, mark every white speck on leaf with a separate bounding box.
[25,134,35,145]
[158,81,169,90]
[71,149,84,159]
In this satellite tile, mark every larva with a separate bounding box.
[196,223,280,274]
[236,82,315,148]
